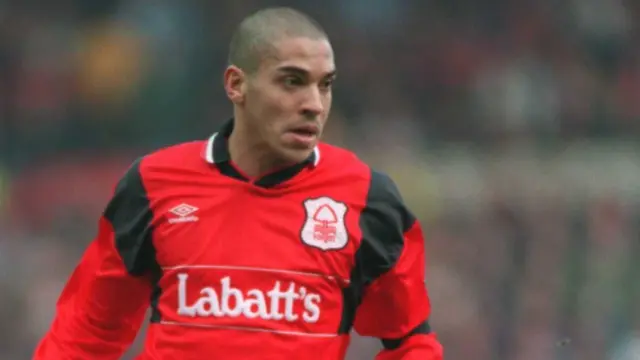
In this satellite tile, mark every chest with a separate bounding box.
[150,185,364,283]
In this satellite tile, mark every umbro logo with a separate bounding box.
[168,203,199,224]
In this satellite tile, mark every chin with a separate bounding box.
[277,146,314,164]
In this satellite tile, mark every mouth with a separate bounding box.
[287,124,319,137]
[284,124,320,148]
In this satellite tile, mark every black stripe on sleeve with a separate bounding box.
[381,319,431,350]
[103,158,163,323]
[338,169,415,334]
[359,170,415,284]
[103,158,157,277]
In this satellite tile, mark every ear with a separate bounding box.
[223,65,246,105]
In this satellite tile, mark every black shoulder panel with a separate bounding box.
[103,158,156,276]
[338,169,416,334]
[358,169,415,284]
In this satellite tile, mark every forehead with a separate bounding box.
[262,37,335,76]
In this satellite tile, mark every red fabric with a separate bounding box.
[354,221,443,359]
[32,141,443,359]
[33,217,153,359]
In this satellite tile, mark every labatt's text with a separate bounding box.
[176,273,322,323]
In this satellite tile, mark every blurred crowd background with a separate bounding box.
[1,0,640,359]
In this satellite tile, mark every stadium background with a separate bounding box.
[1,0,640,359]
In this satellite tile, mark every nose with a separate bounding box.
[300,87,324,119]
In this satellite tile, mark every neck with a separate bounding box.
[227,121,285,178]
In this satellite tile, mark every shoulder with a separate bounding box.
[133,140,209,186]
[366,170,403,205]
[317,142,364,168]
[361,169,415,234]
[108,140,207,200]
[139,140,207,172]
[356,167,417,280]
[315,142,369,183]
[317,143,409,211]
[316,142,414,231]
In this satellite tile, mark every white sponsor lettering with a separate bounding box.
[176,273,322,323]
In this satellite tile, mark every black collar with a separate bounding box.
[202,118,320,187]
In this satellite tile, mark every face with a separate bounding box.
[225,36,336,164]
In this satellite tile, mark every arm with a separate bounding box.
[354,170,443,360]
[34,159,158,360]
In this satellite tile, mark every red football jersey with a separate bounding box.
[33,120,443,359]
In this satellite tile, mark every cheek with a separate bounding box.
[263,95,298,128]
[252,87,286,112]
[247,92,290,134]
[247,93,276,120]
[324,94,332,111]
[320,94,332,119]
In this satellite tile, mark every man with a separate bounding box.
[34,7,443,360]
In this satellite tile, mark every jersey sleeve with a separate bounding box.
[353,170,443,360]
[33,158,158,360]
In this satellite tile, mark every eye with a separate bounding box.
[320,78,334,90]
[283,75,304,87]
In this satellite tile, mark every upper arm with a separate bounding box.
[103,157,157,276]
[64,157,157,306]
[34,158,158,358]
[352,170,432,342]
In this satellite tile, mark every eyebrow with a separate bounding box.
[276,66,337,79]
